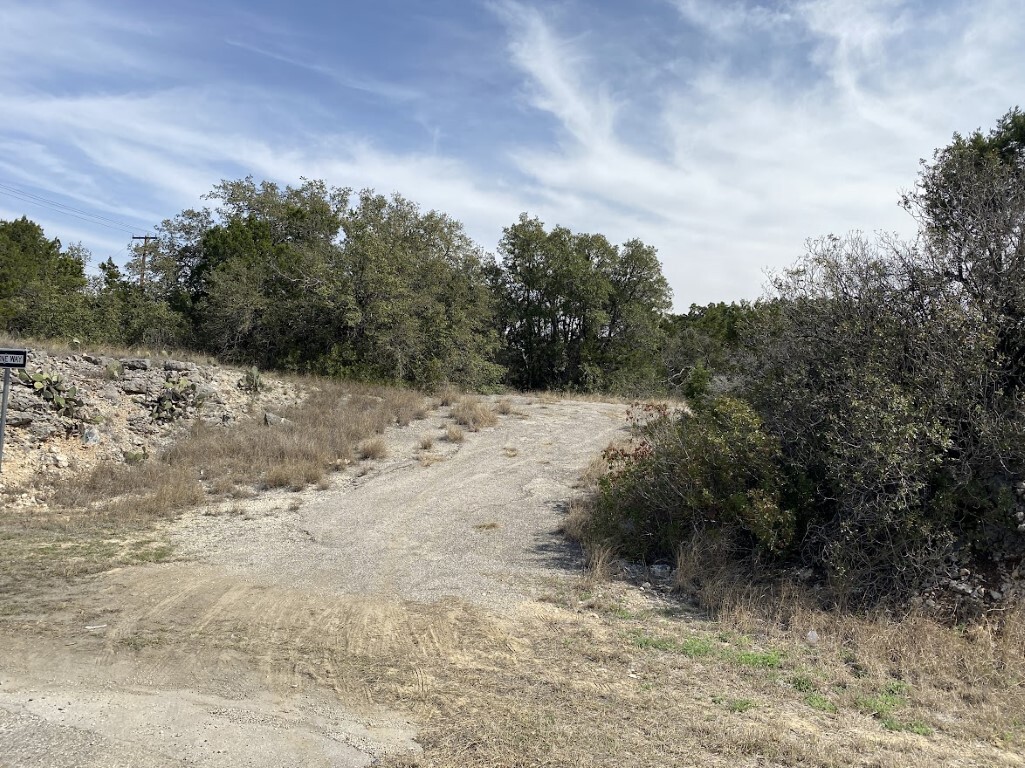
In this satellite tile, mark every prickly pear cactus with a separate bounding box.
[16,369,83,417]
[237,366,263,393]
[150,374,201,423]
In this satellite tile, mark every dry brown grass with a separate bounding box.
[54,381,425,509]
[450,397,498,431]
[693,575,1025,752]
[561,496,593,543]
[264,460,324,491]
[5,379,427,591]
[74,564,1022,768]
[0,333,218,367]
[437,384,461,407]
[581,542,620,585]
[578,451,610,488]
[359,437,389,460]
[419,452,446,467]
[391,389,428,426]
[445,424,465,443]
[495,397,513,415]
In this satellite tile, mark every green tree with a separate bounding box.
[905,106,1025,396]
[494,214,671,392]
[85,257,188,347]
[662,301,761,398]
[0,217,91,338]
[155,178,502,388]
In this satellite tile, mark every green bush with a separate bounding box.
[588,111,1025,608]
[592,397,793,562]
[746,230,1025,603]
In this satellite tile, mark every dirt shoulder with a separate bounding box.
[171,396,627,610]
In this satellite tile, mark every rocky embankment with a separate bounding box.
[0,349,301,501]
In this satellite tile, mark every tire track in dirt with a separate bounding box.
[0,396,628,767]
[166,396,628,610]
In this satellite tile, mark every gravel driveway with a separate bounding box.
[0,395,628,767]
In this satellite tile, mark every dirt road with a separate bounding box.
[0,397,628,767]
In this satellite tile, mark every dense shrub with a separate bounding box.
[748,235,1025,602]
[593,399,793,563]
[593,111,1025,606]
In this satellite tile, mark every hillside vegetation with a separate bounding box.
[3,114,1025,764]
[581,109,1025,615]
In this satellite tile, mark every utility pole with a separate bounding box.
[132,234,155,290]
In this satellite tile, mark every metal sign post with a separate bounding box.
[0,349,28,474]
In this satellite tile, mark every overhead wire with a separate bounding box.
[0,182,146,235]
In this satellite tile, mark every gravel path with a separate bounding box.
[0,395,628,767]
[174,395,627,610]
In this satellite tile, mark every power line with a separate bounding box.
[0,182,144,235]
[0,187,132,233]
[0,182,140,233]
[0,182,140,231]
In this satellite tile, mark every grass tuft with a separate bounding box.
[630,631,716,658]
[437,385,460,407]
[359,437,389,460]
[730,649,785,669]
[450,397,498,431]
[805,693,838,713]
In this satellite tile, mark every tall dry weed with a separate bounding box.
[52,379,426,522]
[668,540,1025,744]
[437,385,461,407]
[451,397,498,431]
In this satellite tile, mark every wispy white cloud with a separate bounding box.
[490,0,1025,305]
[223,39,423,103]
[672,0,794,40]
[1,0,1023,308]
[494,2,618,147]
[0,0,164,87]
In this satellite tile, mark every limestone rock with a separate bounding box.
[4,410,33,427]
[264,411,294,427]
[81,426,102,447]
[164,359,198,372]
[122,375,156,395]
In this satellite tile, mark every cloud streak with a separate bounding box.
[0,0,1023,308]
[491,0,1025,304]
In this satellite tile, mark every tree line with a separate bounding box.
[1,179,694,394]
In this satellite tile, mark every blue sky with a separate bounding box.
[1,0,1023,308]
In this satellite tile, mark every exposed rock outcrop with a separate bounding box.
[0,349,303,498]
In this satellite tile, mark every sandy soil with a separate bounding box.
[0,396,628,767]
